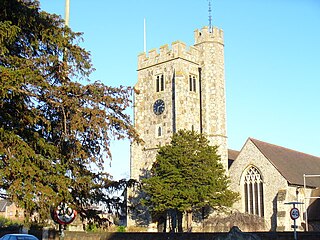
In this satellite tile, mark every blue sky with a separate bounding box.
[40,0,320,180]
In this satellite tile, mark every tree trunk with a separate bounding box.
[177,210,183,232]
[186,210,192,232]
[169,209,177,232]
[157,215,166,232]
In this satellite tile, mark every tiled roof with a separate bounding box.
[228,149,239,168]
[228,149,240,161]
[250,138,320,188]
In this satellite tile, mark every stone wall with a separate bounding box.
[131,26,228,182]
[2,228,320,240]
[54,231,320,240]
[129,26,229,227]
[228,139,310,231]
[229,139,289,230]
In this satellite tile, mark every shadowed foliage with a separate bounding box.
[0,0,138,224]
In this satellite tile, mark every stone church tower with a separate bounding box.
[128,26,227,226]
[127,24,320,233]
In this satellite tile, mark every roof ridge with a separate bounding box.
[249,138,285,179]
[249,137,320,187]
[249,137,320,159]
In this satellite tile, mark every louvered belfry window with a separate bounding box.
[156,74,165,92]
[244,166,264,217]
[189,75,196,92]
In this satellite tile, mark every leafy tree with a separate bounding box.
[141,130,239,232]
[0,0,137,224]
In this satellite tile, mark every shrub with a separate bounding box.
[117,226,126,232]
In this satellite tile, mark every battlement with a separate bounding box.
[138,41,199,70]
[194,26,224,45]
[137,26,224,70]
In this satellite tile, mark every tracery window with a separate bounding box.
[243,166,264,217]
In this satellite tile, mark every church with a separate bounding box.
[127,25,320,232]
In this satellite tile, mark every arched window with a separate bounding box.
[156,74,164,92]
[189,75,193,91]
[193,76,196,92]
[189,75,197,92]
[243,166,264,217]
[158,126,162,137]
[156,75,160,92]
[160,74,164,91]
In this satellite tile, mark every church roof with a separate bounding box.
[250,138,320,188]
[228,149,240,161]
[228,149,239,168]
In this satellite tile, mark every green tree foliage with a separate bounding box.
[0,0,137,224]
[141,130,239,232]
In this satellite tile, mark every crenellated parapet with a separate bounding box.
[138,41,200,70]
[137,26,224,70]
[194,26,224,45]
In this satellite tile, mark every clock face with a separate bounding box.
[153,99,165,115]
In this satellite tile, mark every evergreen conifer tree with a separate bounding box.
[0,0,137,224]
[142,130,239,232]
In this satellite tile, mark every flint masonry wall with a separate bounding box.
[129,26,228,228]
[131,26,228,181]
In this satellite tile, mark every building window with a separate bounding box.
[156,74,164,92]
[193,76,196,92]
[161,74,164,91]
[189,75,196,92]
[156,76,160,92]
[156,124,163,138]
[243,166,264,217]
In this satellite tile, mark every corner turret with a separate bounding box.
[194,26,224,45]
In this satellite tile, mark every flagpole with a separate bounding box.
[65,0,70,26]
[144,18,147,52]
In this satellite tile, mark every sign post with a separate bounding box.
[51,202,77,240]
[285,201,304,240]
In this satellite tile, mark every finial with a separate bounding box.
[208,0,212,33]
